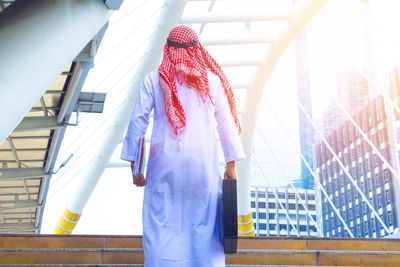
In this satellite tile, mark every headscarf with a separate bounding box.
[158,25,241,135]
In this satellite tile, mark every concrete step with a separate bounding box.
[1,235,400,266]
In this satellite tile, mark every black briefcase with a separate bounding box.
[222,177,237,254]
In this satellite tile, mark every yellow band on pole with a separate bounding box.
[238,213,253,223]
[238,228,255,236]
[238,212,255,236]
[63,208,81,222]
[54,208,81,234]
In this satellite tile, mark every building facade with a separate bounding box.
[294,15,314,190]
[250,186,320,237]
[314,94,398,237]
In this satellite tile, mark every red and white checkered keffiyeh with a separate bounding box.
[158,25,241,136]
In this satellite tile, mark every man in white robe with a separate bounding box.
[121,25,245,267]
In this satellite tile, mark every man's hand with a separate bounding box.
[224,161,237,179]
[131,161,146,187]
[133,173,146,187]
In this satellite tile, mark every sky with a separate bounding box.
[41,0,400,235]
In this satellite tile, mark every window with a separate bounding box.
[251,191,255,198]
[253,212,256,218]
[384,169,389,183]
[372,218,376,231]
[269,203,276,209]
[388,211,393,225]
[251,202,256,208]
[268,213,275,219]
[300,225,307,232]
[258,192,265,198]
[374,154,379,167]
[259,223,266,230]
[259,202,266,209]
[386,191,391,203]
[375,175,380,186]
[377,195,382,208]
[379,129,385,142]
[259,213,266,219]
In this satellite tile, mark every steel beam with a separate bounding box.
[0,148,48,152]
[0,200,40,211]
[14,117,65,132]
[7,137,21,168]
[218,58,263,67]
[9,136,51,140]
[1,159,44,163]
[230,81,252,89]
[30,107,60,112]
[202,34,274,46]
[0,168,45,180]
[181,10,292,23]
[0,0,111,144]
[0,223,36,231]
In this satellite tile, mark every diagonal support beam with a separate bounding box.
[7,137,21,168]
[14,117,66,132]
[0,168,45,180]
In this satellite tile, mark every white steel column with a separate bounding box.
[57,0,188,233]
[237,0,328,219]
[0,0,111,145]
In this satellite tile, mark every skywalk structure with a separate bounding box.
[3,1,400,265]
[51,0,329,235]
[4,0,398,242]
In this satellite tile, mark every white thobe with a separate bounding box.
[121,70,245,267]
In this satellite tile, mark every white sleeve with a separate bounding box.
[213,75,246,163]
[120,74,154,162]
